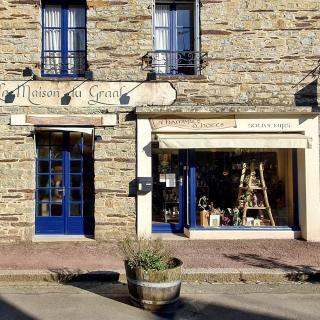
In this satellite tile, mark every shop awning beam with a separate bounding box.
[157,133,311,149]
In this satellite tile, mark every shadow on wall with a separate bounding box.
[294,79,319,112]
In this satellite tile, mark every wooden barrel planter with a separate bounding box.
[124,258,183,312]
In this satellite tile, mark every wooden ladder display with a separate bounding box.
[238,161,275,226]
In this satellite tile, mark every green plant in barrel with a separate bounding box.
[120,237,183,311]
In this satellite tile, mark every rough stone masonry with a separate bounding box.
[0,0,319,241]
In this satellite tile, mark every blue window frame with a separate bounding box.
[35,131,94,235]
[154,2,195,75]
[42,1,87,77]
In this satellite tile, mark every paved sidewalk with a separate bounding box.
[0,239,319,283]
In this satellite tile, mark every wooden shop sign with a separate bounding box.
[150,117,236,130]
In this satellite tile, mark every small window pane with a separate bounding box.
[52,161,63,173]
[155,5,170,27]
[70,203,81,216]
[38,175,50,188]
[51,203,63,216]
[37,203,49,216]
[44,29,61,51]
[71,175,81,187]
[68,52,86,75]
[68,29,85,51]
[51,189,64,202]
[43,53,61,75]
[38,161,50,173]
[71,189,81,201]
[38,189,49,201]
[38,147,49,159]
[44,6,61,28]
[177,6,193,28]
[51,175,63,188]
[51,146,63,159]
[68,7,86,28]
[51,132,63,145]
[70,161,81,173]
[37,132,50,146]
[177,29,192,51]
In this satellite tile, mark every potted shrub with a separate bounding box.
[120,237,183,312]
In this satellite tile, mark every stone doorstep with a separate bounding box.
[0,268,319,283]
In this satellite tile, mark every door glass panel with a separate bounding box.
[70,144,82,158]
[38,161,50,173]
[38,189,49,201]
[70,203,81,216]
[70,161,81,173]
[51,189,64,202]
[71,189,81,201]
[52,161,63,173]
[51,146,63,159]
[71,175,81,187]
[38,147,49,159]
[51,175,63,187]
[69,132,82,145]
[37,202,49,216]
[37,132,50,145]
[152,148,180,226]
[38,175,50,188]
[51,132,63,145]
[51,203,63,216]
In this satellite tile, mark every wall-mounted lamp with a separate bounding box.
[4,67,36,103]
[146,72,157,81]
[61,94,72,105]
[60,71,93,105]
[119,93,130,105]
[84,70,93,80]
[23,67,33,77]
[5,92,15,103]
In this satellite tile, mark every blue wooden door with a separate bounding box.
[35,131,94,235]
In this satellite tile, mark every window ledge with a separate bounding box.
[36,76,87,81]
[156,74,207,81]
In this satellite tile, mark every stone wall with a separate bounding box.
[0,0,319,241]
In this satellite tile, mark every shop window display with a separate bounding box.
[151,146,294,230]
[152,149,180,227]
[195,150,293,228]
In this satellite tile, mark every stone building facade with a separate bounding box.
[0,0,319,242]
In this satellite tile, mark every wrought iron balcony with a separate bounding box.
[142,51,208,75]
[41,52,86,77]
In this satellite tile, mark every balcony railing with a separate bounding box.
[41,52,86,77]
[142,51,208,75]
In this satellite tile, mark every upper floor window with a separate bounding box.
[42,1,86,77]
[155,2,194,75]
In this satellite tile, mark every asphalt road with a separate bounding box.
[0,282,320,320]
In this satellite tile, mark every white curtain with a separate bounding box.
[43,6,61,74]
[154,5,170,74]
[68,6,86,74]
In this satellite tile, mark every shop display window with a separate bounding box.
[195,149,294,228]
[152,145,295,231]
[152,148,181,228]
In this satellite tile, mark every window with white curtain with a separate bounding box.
[42,1,86,77]
[154,0,197,75]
